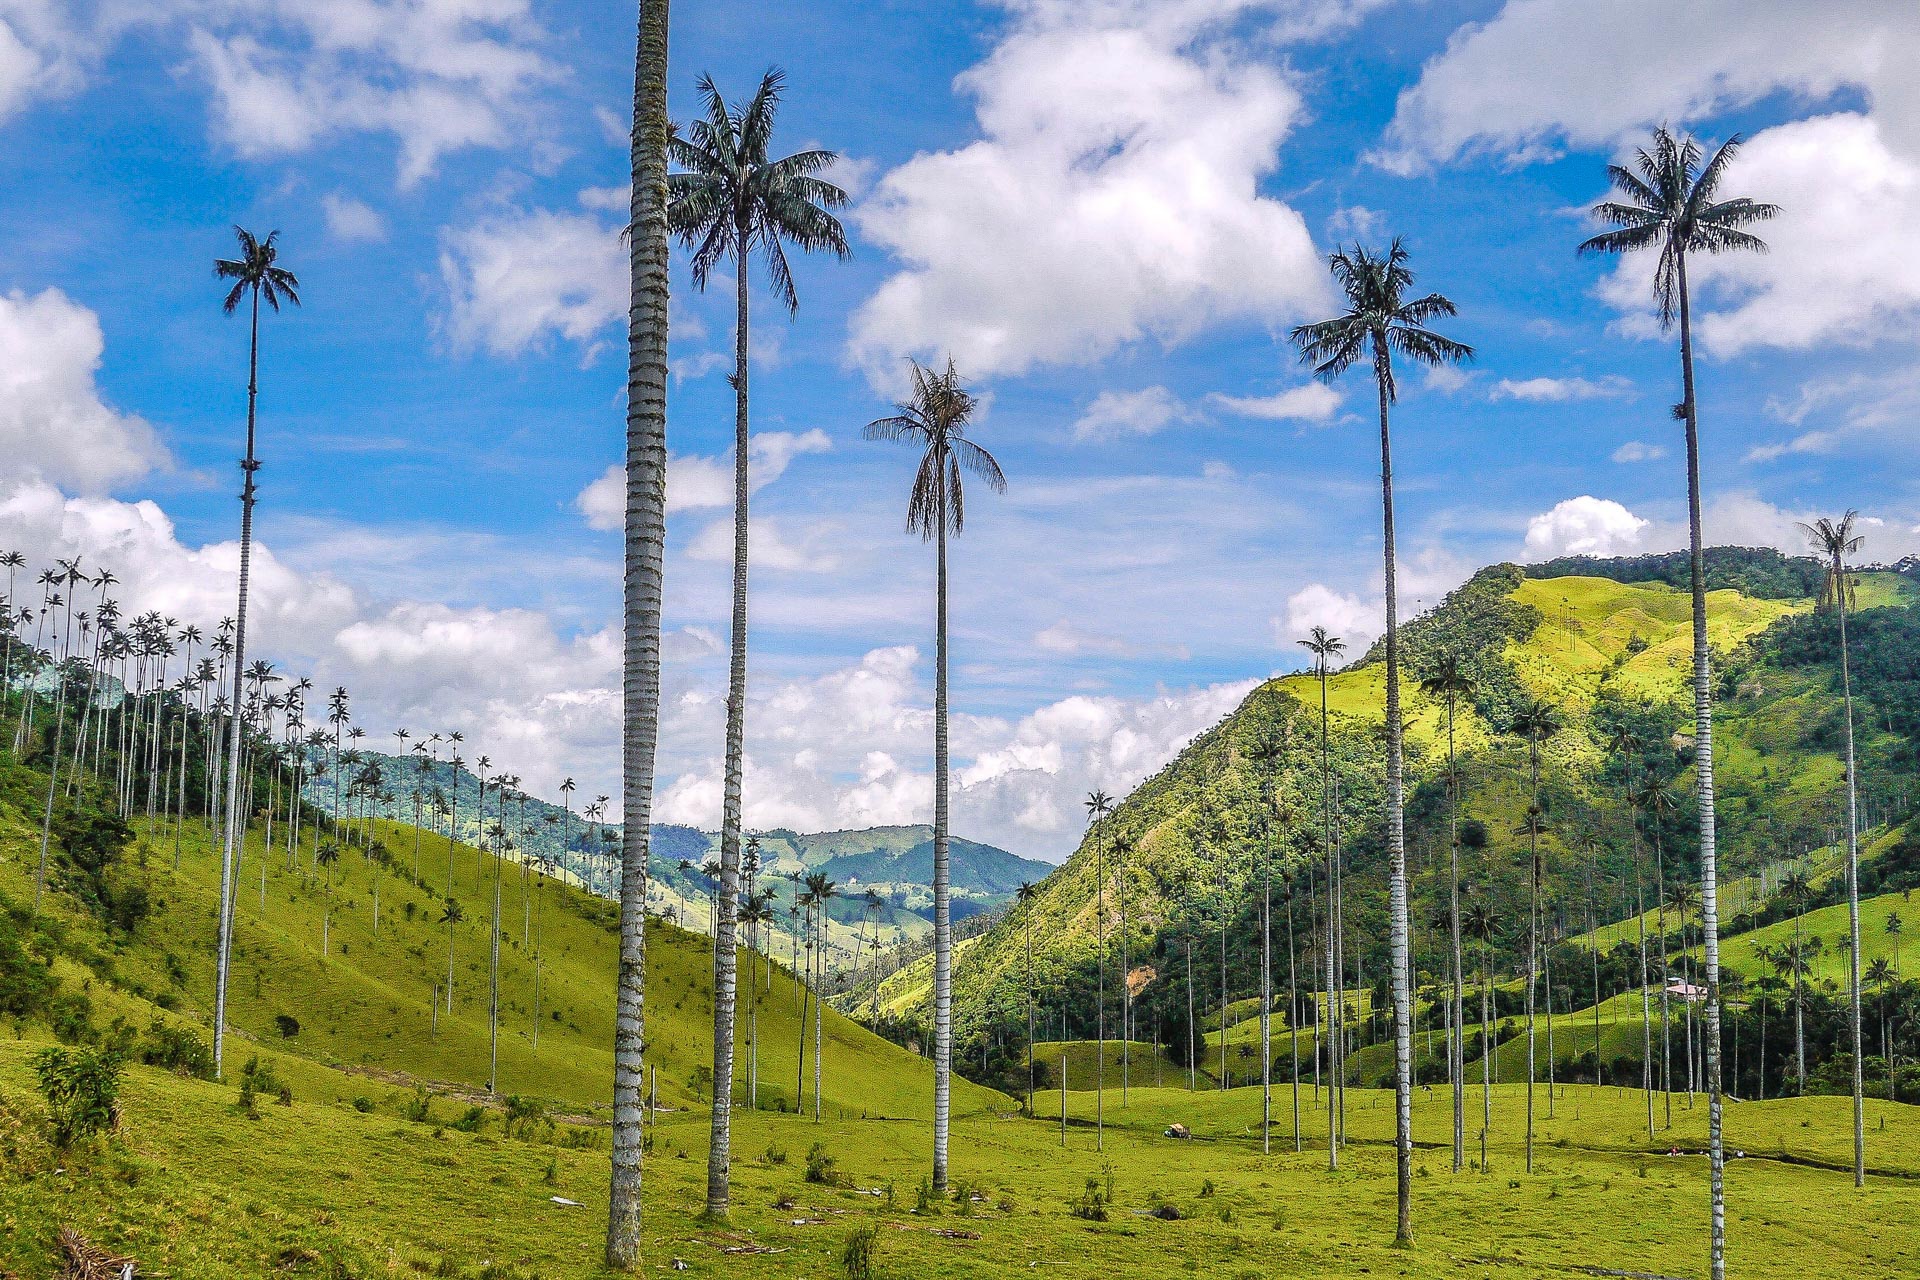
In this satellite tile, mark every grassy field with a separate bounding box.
[4,1034,1917,1279]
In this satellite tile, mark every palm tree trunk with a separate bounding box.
[930,477,954,1193]
[1096,827,1105,1148]
[211,284,262,1081]
[705,220,751,1220]
[1639,880,1654,1140]
[1677,252,1728,1280]
[1447,698,1465,1172]
[1836,569,1865,1185]
[1375,350,1415,1247]
[607,0,670,1262]
[1287,888,1301,1151]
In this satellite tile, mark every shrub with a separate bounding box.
[914,1177,941,1216]
[49,991,94,1044]
[840,1223,879,1280]
[402,1089,433,1123]
[759,1142,788,1166]
[1070,1177,1108,1221]
[139,1018,214,1079]
[274,1014,301,1038]
[804,1141,839,1185]
[34,1045,123,1148]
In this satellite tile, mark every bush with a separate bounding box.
[34,1045,123,1148]
[805,1141,840,1185]
[274,1014,301,1038]
[403,1089,433,1123]
[1071,1177,1108,1221]
[840,1223,879,1280]
[139,1018,214,1079]
[49,991,94,1044]
[237,1056,288,1118]
[759,1142,788,1166]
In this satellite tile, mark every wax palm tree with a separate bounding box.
[1084,789,1114,1148]
[1581,129,1778,1277]
[1418,651,1474,1172]
[1297,625,1346,1169]
[1462,896,1498,1158]
[1782,869,1815,1091]
[806,871,837,1122]
[1799,511,1868,1184]
[669,69,848,1217]
[865,356,1005,1192]
[1513,804,1551,1172]
[1866,956,1895,1101]
[208,226,300,1081]
[1017,881,1040,1114]
[608,2,671,1262]
[439,897,464,1016]
[1607,724,1657,1139]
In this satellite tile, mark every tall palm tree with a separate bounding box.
[1641,777,1681,1124]
[1297,625,1346,1169]
[865,356,1005,1192]
[1781,868,1814,1091]
[1462,896,1497,1161]
[1017,881,1040,1115]
[806,871,837,1122]
[1510,694,1561,1171]
[1581,129,1777,1277]
[1419,651,1474,1172]
[1799,511,1868,1185]
[1607,724,1657,1140]
[669,68,849,1218]
[1084,789,1113,1148]
[1291,241,1472,1246]
[608,0,671,1264]
[208,226,300,1081]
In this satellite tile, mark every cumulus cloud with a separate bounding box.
[1071,386,1192,442]
[1378,1,1920,356]
[186,0,555,186]
[438,197,625,356]
[0,288,170,494]
[847,0,1328,379]
[0,0,93,122]
[1611,440,1666,463]
[1744,430,1833,464]
[575,430,831,531]
[687,515,837,573]
[321,192,386,243]
[1523,496,1649,559]
[1491,375,1632,402]
[1280,582,1380,653]
[1207,382,1342,422]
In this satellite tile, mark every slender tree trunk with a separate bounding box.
[607,0,670,1262]
[1447,696,1464,1172]
[704,221,752,1219]
[212,286,263,1081]
[1677,253,1728,1280]
[1835,566,1865,1185]
[1096,824,1105,1148]
[930,480,954,1192]
[1375,350,1415,1248]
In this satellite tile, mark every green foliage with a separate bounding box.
[804,1140,840,1185]
[33,1044,123,1148]
[840,1222,879,1280]
[1071,1175,1109,1221]
[139,1017,214,1080]
[1365,563,1543,726]
[1525,546,1826,601]
[0,907,56,1020]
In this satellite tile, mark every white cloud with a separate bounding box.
[1611,440,1666,463]
[321,192,386,243]
[1379,1,1920,356]
[1422,365,1473,394]
[438,198,624,356]
[687,515,837,573]
[186,1,555,186]
[1207,382,1342,422]
[1523,496,1649,559]
[0,288,170,494]
[847,0,1327,379]
[575,430,832,531]
[1744,430,1833,464]
[1071,386,1192,442]
[1033,620,1189,660]
[1491,375,1631,403]
[0,1,91,123]
[1280,582,1380,653]
[1327,204,1386,240]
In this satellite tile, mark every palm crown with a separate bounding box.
[215,227,301,314]
[864,358,1007,539]
[1798,511,1864,612]
[1577,126,1778,326]
[669,68,850,311]
[1290,238,1473,399]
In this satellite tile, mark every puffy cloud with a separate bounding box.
[1491,375,1631,402]
[1378,1,1920,355]
[1744,431,1832,464]
[1279,582,1380,653]
[1071,386,1192,442]
[1611,441,1665,463]
[575,430,831,530]
[186,0,555,186]
[438,198,625,356]
[0,288,170,494]
[0,0,91,122]
[321,192,386,243]
[847,0,1327,379]
[687,515,838,574]
[1207,382,1342,422]
[1523,496,1649,559]
[1032,620,1189,660]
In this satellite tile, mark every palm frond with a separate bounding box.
[1576,222,1662,257]
[951,436,1006,492]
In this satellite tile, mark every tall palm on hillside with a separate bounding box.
[1781,868,1815,1091]
[1297,625,1346,1169]
[865,356,1005,1193]
[1418,651,1474,1172]
[1607,724,1657,1139]
[1799,511,1868,1185]
[1084,789,1114,1149]
[210,225,300,1082]
[1640,777,1680,1123]
[1291,239,1472,1246]
[669,67,849,1219]
[1017,881,1039,1114]
[608,0,671,1263]
[1509,694,1561,1172]
[806,871,837,1122]
[1580,128,1778,1277]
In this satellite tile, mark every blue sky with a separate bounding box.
[1,0,1916,857]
